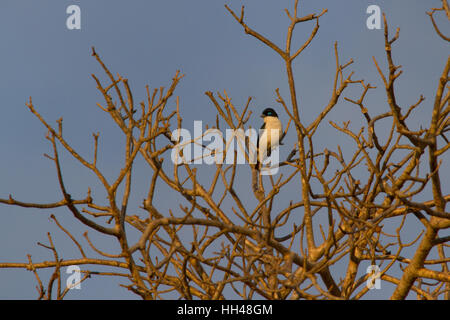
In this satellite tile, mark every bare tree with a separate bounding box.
[1,0,448,300]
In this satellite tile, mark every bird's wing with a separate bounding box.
[257,123,265,149]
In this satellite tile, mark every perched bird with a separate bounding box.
[257,107,282,169]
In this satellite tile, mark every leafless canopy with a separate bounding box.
[1,0,449,300]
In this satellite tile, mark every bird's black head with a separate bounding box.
[261,108,278,118]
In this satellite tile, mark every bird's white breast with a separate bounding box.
[265,116,282,132]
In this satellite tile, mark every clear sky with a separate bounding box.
[0,0,448,299]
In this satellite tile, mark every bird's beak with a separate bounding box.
[260,115,265,118]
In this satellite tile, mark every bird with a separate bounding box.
[257,107,282,169]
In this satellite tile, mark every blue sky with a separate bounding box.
[0,0,448,299]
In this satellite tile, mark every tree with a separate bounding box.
[1,0,449,300]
